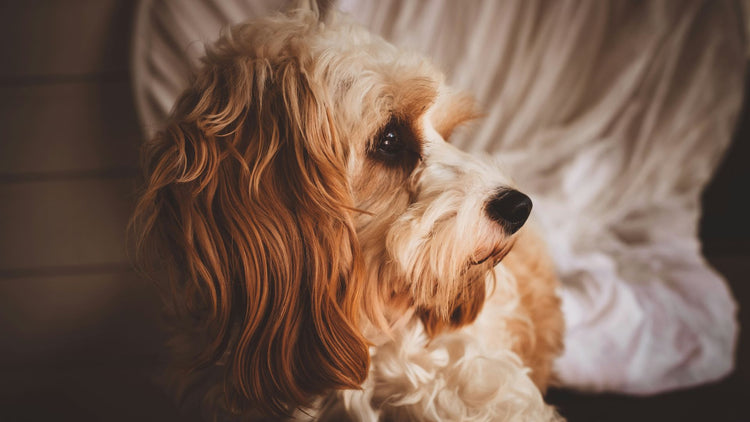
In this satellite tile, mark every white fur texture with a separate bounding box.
[319,267,561,422]
[292,302,563,422]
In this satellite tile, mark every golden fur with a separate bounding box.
[497,226,564,390]
[132,6,563,420]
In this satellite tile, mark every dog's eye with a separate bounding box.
[376,122,404,156]
[378,128,402,155]
[370,119,421,171]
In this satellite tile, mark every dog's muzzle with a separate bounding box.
[485,189,532,235]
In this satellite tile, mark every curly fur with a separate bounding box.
[132,4,564,421]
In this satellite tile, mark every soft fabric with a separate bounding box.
[131,0,745,394]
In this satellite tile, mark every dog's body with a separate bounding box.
[134,5,563,421]
[325,226,564,422]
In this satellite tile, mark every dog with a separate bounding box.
[132,2,564,420]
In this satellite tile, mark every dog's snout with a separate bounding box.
[485,190,532,234]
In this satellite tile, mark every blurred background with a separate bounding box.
[0,1,748,421]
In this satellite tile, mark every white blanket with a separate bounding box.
[131,0,745,394]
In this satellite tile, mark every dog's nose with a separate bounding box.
[485,190,532,234]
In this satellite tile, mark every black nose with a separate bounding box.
[485,190,532,234]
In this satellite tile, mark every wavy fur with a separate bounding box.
[132,6,563,421]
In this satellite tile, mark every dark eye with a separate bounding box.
[369,118,421,171]
[376,122,404,156]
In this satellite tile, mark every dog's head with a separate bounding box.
[133,5,532,418]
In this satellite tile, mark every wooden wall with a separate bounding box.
[0,1,190,420]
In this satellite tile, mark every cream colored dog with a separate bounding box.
[133,3,564,421]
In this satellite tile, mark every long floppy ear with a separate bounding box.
[132,28,368,417]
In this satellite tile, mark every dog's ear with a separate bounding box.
[133,40,368,417]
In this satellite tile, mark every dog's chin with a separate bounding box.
[467,240,515,268]
[415,240,516,334]
[413,254,499,337]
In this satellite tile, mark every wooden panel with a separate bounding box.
[0,178,134,271]
[0,271,165,365]
[0,364,197,422]
[0,0,134,79]
[0,81,141,177]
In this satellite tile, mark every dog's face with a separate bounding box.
[344,59,527,336]
[134,9,531,418]
[316,20,530,339]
